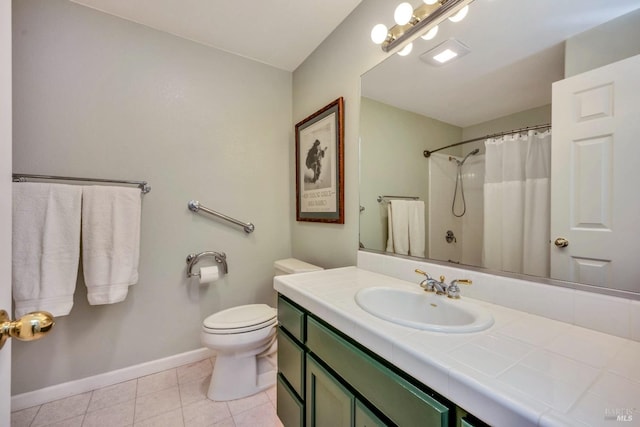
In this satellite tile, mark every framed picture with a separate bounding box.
[295,97,344,223]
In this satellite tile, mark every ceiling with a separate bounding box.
[361,0,640,128]
[69,0,362,72]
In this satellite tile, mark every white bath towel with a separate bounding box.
[407,201,426,257]
[12,183,82,317]
[82,186,141,305]
[386,200,410,255]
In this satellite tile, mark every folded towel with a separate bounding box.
[12,183,82,317]
[82,186,141,305]
[407,201,425,257]
[386,200,410,255]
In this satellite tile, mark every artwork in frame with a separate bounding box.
[295,97,345,223]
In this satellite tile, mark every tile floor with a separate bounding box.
[11,357,283,427]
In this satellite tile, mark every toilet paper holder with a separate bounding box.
[186,251,228,278]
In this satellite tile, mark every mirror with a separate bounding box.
[359,0,640,296]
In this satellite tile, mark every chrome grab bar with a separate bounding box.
[188,200,255,233]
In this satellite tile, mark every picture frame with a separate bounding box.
[295,97,345,223]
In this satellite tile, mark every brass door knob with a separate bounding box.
[554,237,569,248]
[0,310,55,350]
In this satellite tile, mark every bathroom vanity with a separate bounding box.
[274,266,640,426]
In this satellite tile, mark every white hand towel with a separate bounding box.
[82,186,141,305]
[408,200,426,257]
[385,203,394,253]
[388,200,410,255]
[12,183,82,317]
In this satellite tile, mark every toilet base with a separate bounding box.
[207,337,277,401]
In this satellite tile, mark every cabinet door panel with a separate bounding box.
[278,374,304,427]
[278,327,305,398]
[278,296,305,342]
[306,354,354,427]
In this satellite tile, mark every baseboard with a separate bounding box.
[11,347,215,412]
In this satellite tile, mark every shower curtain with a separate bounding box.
[482,130,551,276]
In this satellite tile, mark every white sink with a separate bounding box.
[355,287,494,333]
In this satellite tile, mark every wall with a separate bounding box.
[12,0,292,394]
[359,97,461,253]
[565,8,640,77]
[291,0,392,268]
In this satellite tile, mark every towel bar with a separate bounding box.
[188,200,255,233]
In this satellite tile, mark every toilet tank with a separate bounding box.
[274,258,323,276]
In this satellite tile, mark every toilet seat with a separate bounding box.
[203,304,277,335]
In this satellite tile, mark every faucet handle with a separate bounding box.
[415,269,435,292]
[452,279,472,286]
[415,269,431,278]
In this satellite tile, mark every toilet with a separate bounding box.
[201,258,322,401]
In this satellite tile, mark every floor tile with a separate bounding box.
[10,405,40,427]
[31,392,91,427]
[134,407,184,427]
[137,368,178,397]
[135,386,182,422]
[233,402,282,427]
[46,414,84,427]
[178,359,213,385]
[87,379,137,412]
[179,375,211,406]
[182,399,231,427]
[227,391,270,416]
[82,400,135,427]
[11,357,281,427]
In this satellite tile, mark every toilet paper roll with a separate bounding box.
[199,266,220,284]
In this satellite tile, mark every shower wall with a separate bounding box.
[428,153,484,265]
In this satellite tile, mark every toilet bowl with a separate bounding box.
[201,304,278,401]
[201,258,322,401]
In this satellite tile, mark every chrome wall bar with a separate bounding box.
[423,123,551,158]
[188,200,255,234]
[12,173,151,193]
[377,195,419,203]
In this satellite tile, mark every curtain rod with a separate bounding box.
[423,123,551,158]
[12,173,151,193]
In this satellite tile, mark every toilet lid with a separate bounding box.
[203,304,276,331]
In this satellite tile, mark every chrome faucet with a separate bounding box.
[414,270,446,294]
[415,270,472,299]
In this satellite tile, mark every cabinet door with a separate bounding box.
[278,374,304,427]
[278,327,305,398]
[306,354,354,427]
[355,400,389,427]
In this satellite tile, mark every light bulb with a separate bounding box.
[370,24,388,44]
[394,2,414,26]
[423,0,439,5]
[420,25,439,40]
[448,5,469,22]
[397,42,413,56]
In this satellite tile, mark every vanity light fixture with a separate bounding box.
[419,38,471,66]
[371,0,474,54]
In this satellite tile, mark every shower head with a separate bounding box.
[458,148,480,166]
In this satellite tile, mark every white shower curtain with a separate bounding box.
[482,130,551,276]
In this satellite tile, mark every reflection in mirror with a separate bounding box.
[359,1,640,295]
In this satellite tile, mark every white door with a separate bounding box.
[1,1,12,424]
[551,54,640,291]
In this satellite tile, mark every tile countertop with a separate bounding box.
[273,267,640,427]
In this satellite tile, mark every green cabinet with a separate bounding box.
[277,295,485,427]
[306,354,355,427]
